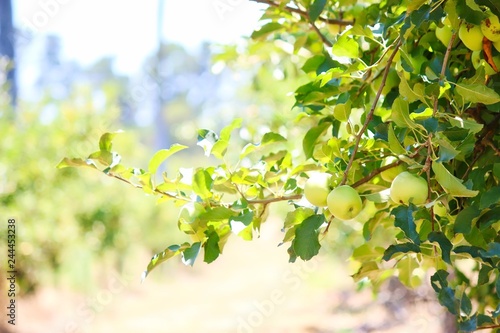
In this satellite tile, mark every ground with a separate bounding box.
[11,221,458,333]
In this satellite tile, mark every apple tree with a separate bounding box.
[59,0,500,330]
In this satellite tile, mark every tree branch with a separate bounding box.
[250,0,354,26]
[341,38,402,185]
[247,194,302,204]
[351,160,403,188]
[250,0,353,47]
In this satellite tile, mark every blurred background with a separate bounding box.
[0,1,452,332]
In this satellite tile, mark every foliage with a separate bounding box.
[0,90,182,294]
[61,0,500,329]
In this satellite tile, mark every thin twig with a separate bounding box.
[247,194,302,204]
[341,38,402,185]
[250,0,349,47]
[250,0,354,26]
[351,160,403,188]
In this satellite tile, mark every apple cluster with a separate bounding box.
[304,165,428,221]
[436,11,500,74]
[303,173,362,221]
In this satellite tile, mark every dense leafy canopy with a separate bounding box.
[61,0,500,329]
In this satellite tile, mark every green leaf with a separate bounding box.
[303,123,330,159]
[457,0,487,24]
[192,169,213,199]
[459,315,477,332]
[284,207,315,228]
[56,157,97,169]
[391,205,420,245]
[148,144,188,175]
[142,242,191,280]
[388,124,406,154]
[197,129,219,157]
[302,55,326,73]
[383,243,421,261]
[181,242,201,267]
[397,71,422,103]
[454,206,480,234]
[331,34,359,58]
[251,22,283,39]
[455,83,500,105]
[240,132,286,158]
[460,292,473,316]
[309,0,327,22]
[436,139,460,163]
[229,210,254,238]
[204,230,220,263]
[480,243,500,258]
[410,4,431,26]
[391,97,425,131]
[432,162,479,197]
[99,131,122,152]
[88,150,115,166]
[211,118,242,159]
[438,287,458,315]
[496,273,500,298]
[292,214,325,261]
[479,186,500,210]
[476,0,500,18]
[431,270,449,292]
[428,232,453,264]
[397,255,421,288]
[352,244,385,262]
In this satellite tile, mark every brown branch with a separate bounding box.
[341,38,402,185]
[250,0,352,47]
[310,20,333,47]
[476,324,500,330]
[424,135,434,231]
[250,0,354,26]
[247,194,302,204]
[109,172,191,202]
[351,160,403,188]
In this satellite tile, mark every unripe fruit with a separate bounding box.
[481,13,500,42]
[390,171,428,205]
[459,23,484,51]
[304,173,332,207]
[327,185,363,220]
[380,156,406,182]
[436,24,453,47]
[494,40,500,52]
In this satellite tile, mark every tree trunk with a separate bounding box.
[0,0,17,108]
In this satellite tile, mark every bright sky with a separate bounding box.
[14,0,264,74]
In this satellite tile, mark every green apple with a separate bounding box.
[459,23,484,51]
[390,171,428,205]
[304,173,332,207]
[494,40,500,52]
[327,185,363,220]
[481,12,500,42]
[471,50,482,69]
[436,24,453,47]
[380,156,406,182]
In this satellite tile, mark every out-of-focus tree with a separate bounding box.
[0,0,16,109]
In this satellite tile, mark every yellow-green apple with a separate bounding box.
[459,23,484,51]
[304,173,332,207]
[390,171,428,205]
[327,185,363,220]
[380,156,406,182]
